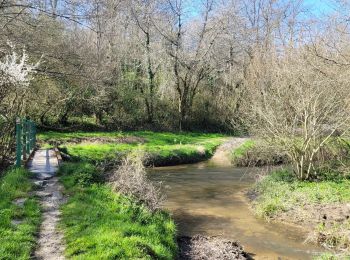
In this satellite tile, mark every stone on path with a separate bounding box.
[28,149,66,260]
[13,198,27,207]
[11,219,24,226]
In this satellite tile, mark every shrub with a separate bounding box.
[58,162,102,188]
[111,153,164,212]
[232,140,289,167]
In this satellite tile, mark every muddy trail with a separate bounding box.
[28,149,66,260]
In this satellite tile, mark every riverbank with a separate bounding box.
[225,137,350,257]
[57,161,250,259]
[38,131,227,167]
[249,169,350,255]
[48,133,251,259]
[58,162,178,259]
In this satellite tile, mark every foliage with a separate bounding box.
[0,43,38,88]
[58,162,103,188]
[231,139,255,161]
[0,168,41,259]
[314,220,350,253]
[59,162,177,259]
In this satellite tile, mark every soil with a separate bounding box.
[275,203,350,249]
[275,203,350,227]
[177,235,250,260]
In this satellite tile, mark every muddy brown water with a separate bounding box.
[148,161,325,260]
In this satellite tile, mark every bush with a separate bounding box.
[58,162,102,188]
[232,140,289,167]
[111,153,164,212]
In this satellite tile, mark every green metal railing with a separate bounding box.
[16,118,36,167]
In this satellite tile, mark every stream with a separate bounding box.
[149,161,325,259]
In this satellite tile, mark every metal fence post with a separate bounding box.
[29,120,33,151]
[22,119,27,161]
[16,118,22,167]
[26,119,30,155]
[33,122,36,149]
[15,117,36,167]
[30,120,35,151]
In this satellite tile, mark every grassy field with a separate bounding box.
[0,168,41,259]
[38,131,227,166]
[58,162,177,259]
[252,169,350,253]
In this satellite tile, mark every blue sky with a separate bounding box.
[185,0,334,18]
[303,0,333,16]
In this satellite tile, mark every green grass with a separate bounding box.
[58,163,177,259]
[314,253,348,260]
[0,168,41,259]
[38,131,227,165]
[231,139,255,162]
[254,169,350,218]
[254,169,350,253]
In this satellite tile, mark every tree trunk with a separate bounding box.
[146,31,155,124]
[59,111,69,126]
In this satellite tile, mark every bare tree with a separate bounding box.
[247,46,350,180]
[157,0,224,130]
[130,0,161,124]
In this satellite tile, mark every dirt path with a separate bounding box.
[210,137,249,166]
[28,149,66,260]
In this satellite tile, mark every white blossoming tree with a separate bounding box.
[0,43,39,165]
